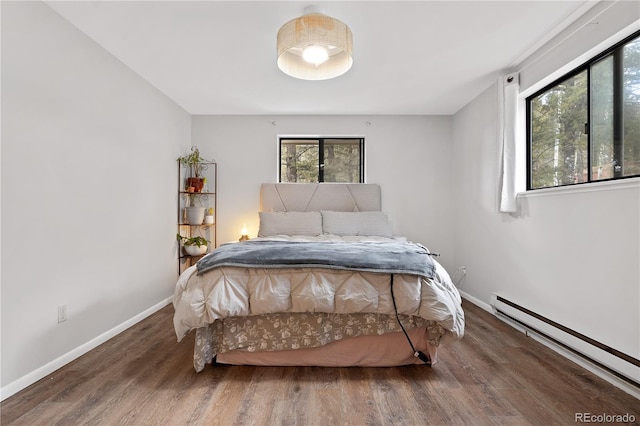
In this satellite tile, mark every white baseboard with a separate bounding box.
[0,296,173,401]
[459,290,492,312]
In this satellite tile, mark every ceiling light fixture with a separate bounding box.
[277,6,353,80]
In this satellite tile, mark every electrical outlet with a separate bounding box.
[58,305,67,323]
[453,266,467,287]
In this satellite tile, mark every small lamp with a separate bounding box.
[239,225,250,242]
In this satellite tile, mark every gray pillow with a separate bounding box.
[258,211,323,237]
[321,211,393,237]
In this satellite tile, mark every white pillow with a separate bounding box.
[258,211,323,237]
[321,211,393,237]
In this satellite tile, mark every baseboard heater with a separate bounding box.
[492,294,640,389]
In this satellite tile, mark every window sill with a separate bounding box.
[518,177,640,199]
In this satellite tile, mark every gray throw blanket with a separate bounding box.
[196,240,435,278]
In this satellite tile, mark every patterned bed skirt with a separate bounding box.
[193,312,446,372]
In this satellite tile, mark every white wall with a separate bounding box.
[1,1,191,394]
[191,115,455,270]
[452,67,639,380]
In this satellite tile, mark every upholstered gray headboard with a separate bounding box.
[260,183,381,212]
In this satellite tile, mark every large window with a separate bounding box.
[279,137,364,183]
[527,31,640,189]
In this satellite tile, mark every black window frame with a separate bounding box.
[278,137,365,183]
[526,30,640,190]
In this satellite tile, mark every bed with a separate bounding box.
[173,183,464,371]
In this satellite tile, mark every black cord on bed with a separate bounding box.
[390,274,431,365]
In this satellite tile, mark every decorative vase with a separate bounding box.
[186,206,206,225]
[184,244,207,256]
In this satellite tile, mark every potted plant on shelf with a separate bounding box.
[178,146,206,192]
[185,193,206,225]
[176,234,210,256]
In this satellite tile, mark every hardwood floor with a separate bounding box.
[2,300,638,425]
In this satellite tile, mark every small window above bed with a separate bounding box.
[279,137,364,183]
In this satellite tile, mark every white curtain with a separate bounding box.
[497,73,520,213]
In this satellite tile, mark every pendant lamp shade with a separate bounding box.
[277,7,353,80]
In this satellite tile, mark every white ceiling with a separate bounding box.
[46,0,596,115]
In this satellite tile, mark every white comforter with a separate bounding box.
[173,235,464,342]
